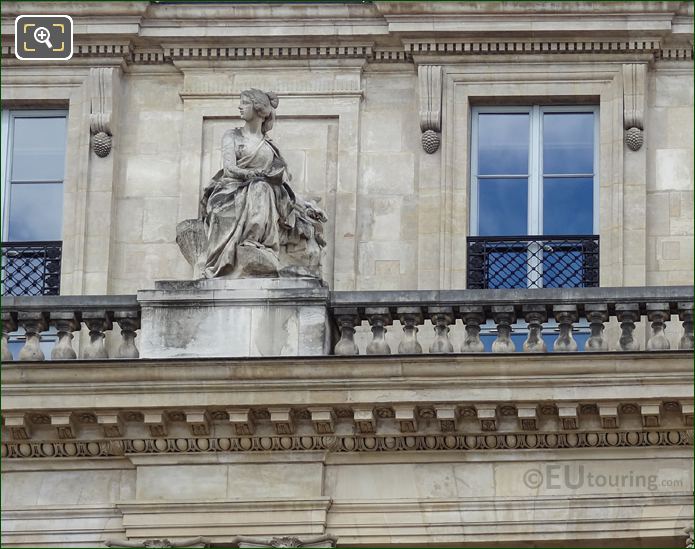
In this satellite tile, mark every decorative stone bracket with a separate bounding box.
[623,63,646,151]
[89,67,119,158]
[418,65,443,154]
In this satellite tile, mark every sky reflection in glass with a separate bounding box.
[8,183,64,241]
[479,178,528,236]
[543,177,593,235]
[11,117,67,182]
[543,113,593,175]
[478,114,529,175]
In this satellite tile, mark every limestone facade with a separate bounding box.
[0,1,691,294]
[1,1,693,548]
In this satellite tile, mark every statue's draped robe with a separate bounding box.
[201,128,295,277]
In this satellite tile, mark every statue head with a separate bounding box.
[240,88,279,134]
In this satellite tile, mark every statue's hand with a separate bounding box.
[245,168,266,180]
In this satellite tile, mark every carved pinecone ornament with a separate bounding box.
[92,131,113,157]
[625,127,643,151]
[421,129,441,154]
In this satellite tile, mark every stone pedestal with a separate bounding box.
[137,278,330,358]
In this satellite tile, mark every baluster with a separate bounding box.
[50,312,80,360]
[18,312,48,361]
[646,303,670,351]
[460,306,485,352]
[1,312,17,362]
[397,307,423,354]
[428,307,454,353]
[491,306,516,353]
[82,311,113,359]
[678,302,694,350]
[333,308,360,356]
[365,308,391,355]
[584,304,609,352]
[616,304,640,351]
[114,312,140,358]
[552,305,578,352]
[522,306,547,353]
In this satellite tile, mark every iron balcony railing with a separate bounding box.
[1,241,62,296]
[467,235,599,290]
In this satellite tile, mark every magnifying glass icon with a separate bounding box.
[33,26,53,49]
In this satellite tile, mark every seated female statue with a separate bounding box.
[177,88,326,279]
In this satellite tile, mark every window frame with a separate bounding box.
[469,104,600,237]
[1,108,69,241]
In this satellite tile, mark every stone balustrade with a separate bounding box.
[330,286,694,355]
[1,286,692,360]
[2,295,140,361]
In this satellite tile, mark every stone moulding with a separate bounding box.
[165,45,373,60]
[4,40,691,66]
[2,429,691,460]
[404,39,662,55]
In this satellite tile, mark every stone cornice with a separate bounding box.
[1,40,691,66]
[1,351,691,390]
[1,2,692,66]
[2,354,693,457]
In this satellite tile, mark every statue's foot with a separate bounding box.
[237,245,279,277]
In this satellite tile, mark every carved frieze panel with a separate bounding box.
[2,400,692,458]
[3,429,691,460]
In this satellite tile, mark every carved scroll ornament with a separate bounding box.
[418,65,443,153]
[89,67,116,157]
[623,63,646,151]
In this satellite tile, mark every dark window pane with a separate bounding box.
[11,116,67,181]
[8,183,63,241]
[543,112,594,175]
[479,178,528,236]
[478,113,529,175]
[3,256,46,296]
[487,251,528,289]
[543,177,593,235]
[543,250,584,288]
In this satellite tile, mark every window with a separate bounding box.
[1,109,67,296]
[467,105,599,289]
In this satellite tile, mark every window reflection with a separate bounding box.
[471,107,597,289]
[11,117,67,181]
[8,183,63,241]
[478,178,528,236]
[543,177,593,235]
[478,113,529,175]
[543,113,593,175]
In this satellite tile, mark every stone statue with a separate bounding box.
[104,537,210,548]
[176,89,327,279]
[104,535,337,549]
